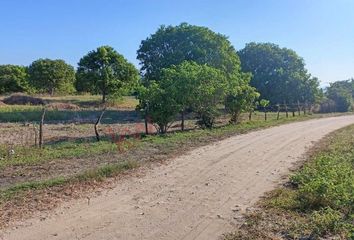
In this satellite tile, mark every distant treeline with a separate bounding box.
[0,23,353,130]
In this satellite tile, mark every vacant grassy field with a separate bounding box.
[0,95,139,123]
[0,94,139,109]
[225,124,354,240]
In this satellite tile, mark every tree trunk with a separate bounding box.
[144,116,149,135]
[297,100,301,116]
[264,108,267,121]
[303,102,307,115]
[248,111,252,121]
[102,92,106,103]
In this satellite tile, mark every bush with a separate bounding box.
[3,93,45,105]
[291,154,354,211]
[309,207,344,237]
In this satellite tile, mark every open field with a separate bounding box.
[1,115,354,240]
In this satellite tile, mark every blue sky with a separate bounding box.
[1,0,353,86]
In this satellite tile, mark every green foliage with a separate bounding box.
[0,65,29,94]
[309,207,345,237]
[326,79,354,112]
[137,23,241,82]
[76,46,139,102]
[238,42,321,105]
[0,139,118,169]
[225,73,260,123]
[292,155,354,211]
[136,61,230,131]
[136,82,179,133]
[259,99,270,108]
[28,59,76,95]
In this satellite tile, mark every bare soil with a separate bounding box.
[1,116,354,240]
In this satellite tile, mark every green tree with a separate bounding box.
[136,82,179,133]
[0,65,29,94]
[137,23,241,83]
[187,63,228,128]
[136,61,229,131]
[326,79,353,112]
[225,74,260,123]
[76,46,139,103]
[28,59,75,95]
[259,99,270,121]
[238,42,320,105]
[159,61,205,130]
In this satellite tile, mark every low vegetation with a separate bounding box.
[0,111,347,228]
[225,124,354,240]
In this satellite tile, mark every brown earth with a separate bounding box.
[1,115,354,240]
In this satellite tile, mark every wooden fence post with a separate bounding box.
[276,104,280,120]
[284,102,288,118]
[94,108,106,142]
[39,108,46,148]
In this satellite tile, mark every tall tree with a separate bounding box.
[0,65,29,94]
[137,23,241,83]
[76,46,139,103]
[28,59,75,95]
[238,42,320,105]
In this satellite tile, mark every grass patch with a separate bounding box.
[0,160,137,202]
[0,106,138,123]
[226,124,354,240]
[0,139,119,169]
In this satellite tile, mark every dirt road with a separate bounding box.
[2,116,354,240]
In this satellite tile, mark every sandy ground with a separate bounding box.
[2,115,354,240]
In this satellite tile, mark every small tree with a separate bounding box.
[259,99,270,121]
[136,82,179,134]
[225,73,259,124]
[76,46,138,103]
[189,64,228,128]
[159,61,203,130]
[0,65,29,94]
[28,59,75,95]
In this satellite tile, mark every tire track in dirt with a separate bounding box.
[2,115,354,240]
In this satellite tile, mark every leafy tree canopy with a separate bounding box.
[238,42,321,105]
[136,61,229,131]
[225,73,260,123]
[76,46,139,102]
[137,23,241,82]
[0,65,29,94]
[325,79,353,112]
[28,59,75,95]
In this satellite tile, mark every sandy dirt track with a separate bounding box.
[2,115,354,240]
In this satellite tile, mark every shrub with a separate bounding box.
[3,93,45,105]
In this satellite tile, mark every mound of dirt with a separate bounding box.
[0,101,6,106]
[46,102,80,110]
[3,94,45,105]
